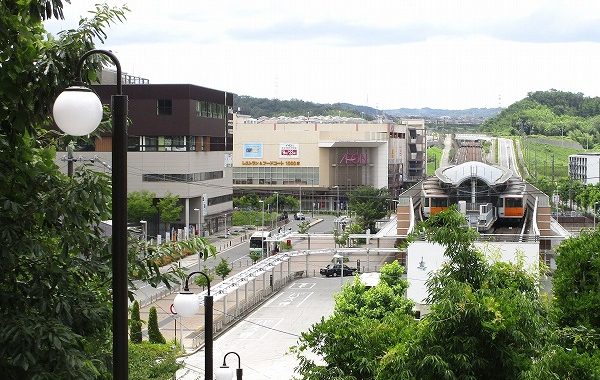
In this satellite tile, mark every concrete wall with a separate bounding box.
[407,240,539,305]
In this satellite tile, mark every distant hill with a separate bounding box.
[385,107,501,119]
[233,94,500,122]
[482,89,600,149]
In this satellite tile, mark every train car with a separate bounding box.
[498,194,525,218]
[421,178,449,218]
[422,193,450,217]
[498,179,526,219]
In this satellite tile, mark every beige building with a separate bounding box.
[232,115,426,211]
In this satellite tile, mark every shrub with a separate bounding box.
[130,301,143,343]
[215,258,232,280]
[147,306,166,344]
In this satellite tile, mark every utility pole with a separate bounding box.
[552,154,555,186]
[67,142,74,177]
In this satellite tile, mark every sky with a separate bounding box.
[45,0,600,110]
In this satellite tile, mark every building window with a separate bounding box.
[232,167,319,186]
[143,170,224,183]
[195,100,225,119]
[157,99,172,115]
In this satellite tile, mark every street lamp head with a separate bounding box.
[53,86,103,136]
[194,208,200,211]
[173,291,200,317]
[215,365,234,380]
[216,351,242,380]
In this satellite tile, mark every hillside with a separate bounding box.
[385,107,501,119]
[482,89,600,150]
[233,94,500,123]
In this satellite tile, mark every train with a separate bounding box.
[497,178,526,219]
[421,178,449,218]
[421,177,526,220]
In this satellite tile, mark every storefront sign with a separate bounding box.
[243,143,263,158]
[339,152,368,165]
[241,160,300,166]
[279,143,299,158]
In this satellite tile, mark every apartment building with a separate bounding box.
[569,153,600,185]
[232,115,426,211]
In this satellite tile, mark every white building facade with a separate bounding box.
[569,153,600,185]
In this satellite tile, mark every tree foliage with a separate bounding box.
[0,2,130,378]
[157,192,183,229]
[147,307,166,344]
[215,257,232,280]
[233,94,372,119]
[553,229,600,329]
[482,89,600,148]
[347,186,389,232]
[129,342,182,380]
[128,190,157,223]
[295,208,563,380]
[194,266,215,289]
[378,207,550,379]
[293,261,415,379]
[130,300,143,343]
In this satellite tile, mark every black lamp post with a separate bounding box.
[173,271,214,380]
[215,351,243,380]
[53,49,128,379]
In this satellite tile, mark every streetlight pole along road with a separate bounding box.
[53,49,129,379]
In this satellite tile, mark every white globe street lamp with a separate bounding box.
[53,86,103,136]
[215,351,243,380]
[53,49,129,380]
[173,271,214,380]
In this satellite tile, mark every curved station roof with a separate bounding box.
[434,161,513,187]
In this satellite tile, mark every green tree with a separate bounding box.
[128,190,157,223]
[157,192,183,231]
[348,186,389,232]
[129,342,182,380]
[293,262,415,379]
[194,266,215,290]
[297,220,311,234]
[130,300,143,343]
[147,307,166,344]
[249,250,262,264]
[378,207,550,379]
[553,229,600,329]
[0,2,129,378]
[215,258,232,280]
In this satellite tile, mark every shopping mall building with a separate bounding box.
[232,115,426,212]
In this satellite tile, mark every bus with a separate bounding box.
[249,230,273,258]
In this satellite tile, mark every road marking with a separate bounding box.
[296,292,314,307]
[290,282,315,289]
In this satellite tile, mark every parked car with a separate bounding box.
[320,264,357,277]
[294,212,306,220]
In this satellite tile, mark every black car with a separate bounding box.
[320,264,357,277]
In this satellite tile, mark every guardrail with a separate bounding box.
[189,273,295,349]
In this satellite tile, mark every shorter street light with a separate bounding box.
[173,272,213,380]
[215,351,243,380]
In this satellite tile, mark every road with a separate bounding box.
[133,215,339,304]
[497,137,521,177]
[177,275,353,380]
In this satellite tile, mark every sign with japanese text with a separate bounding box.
[279,143,299,158]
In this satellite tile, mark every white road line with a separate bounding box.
[296,292,314,307]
